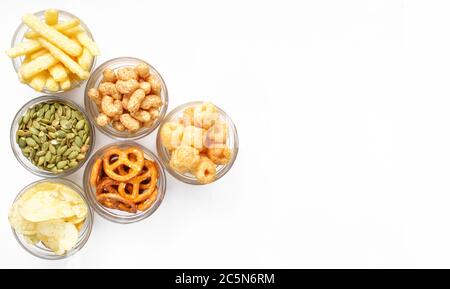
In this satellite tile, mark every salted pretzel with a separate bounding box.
[96,193,137,213]
[117,160,158,201]
[90,158,104,188]
[102,147,145,182]
[137,189,159,211]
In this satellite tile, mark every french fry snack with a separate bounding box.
[38,38,90,79]
[22,13,82,57]
[7,9,99,92]
[19,52,58,80]
[6,40,41,58]
[45,9,59,25]
[25,18,80,39]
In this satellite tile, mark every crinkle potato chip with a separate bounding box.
[8,182,87,255]
[18,183,87,222]
[37,220,78,255]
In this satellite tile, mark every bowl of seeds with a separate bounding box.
[11,95,95,177]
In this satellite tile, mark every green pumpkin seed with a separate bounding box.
[45,151,52,162]
[26,138,37,147]
[18,138,26,148]
[56,160,68,169]
[75,120,85,130]
[68,150,79,159]
[37,156,45,166]
[55,130,66,138]
[74,136,83,147]
[57,145,68,155]
[29,127,40,135]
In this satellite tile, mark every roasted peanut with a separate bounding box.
[117,67,138,81]
[139,81,151,94]
[149,76,161,95]
[131,110,151,122]
[135,63,151,79]
[102,68,117,83]
[101,96,123,117]
[96,113,110,126]
[88,88,102,106]
[127,88,146,113]
[122,95,130,110]
[116,79,140,94]
[99,82,121,100]
[140,94,161,110]
[149,108,160,120]
[112,120,126,131]
[120,113,140,132]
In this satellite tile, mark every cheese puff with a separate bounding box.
[160,121,184,150]
[180,106,194,125]
[194,156,217,184]
[193,102,218,129]
[205,121,228,146]
[169,145,200,174]
[182,125,205,151]
[206,144,232,165]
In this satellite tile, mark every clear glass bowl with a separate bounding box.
[156,101,239,185]
[10,178,94,260]
[11,10,97,93]
[10,95,95,178]
[84,57,168,140]
[83,141,166,223]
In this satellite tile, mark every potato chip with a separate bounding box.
[37,220,78,255]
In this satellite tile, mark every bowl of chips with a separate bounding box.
[83,141,166,224]
[9,178,93,259]
[7,9,99,93]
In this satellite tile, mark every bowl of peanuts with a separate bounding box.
[84,57,168,140]
[156,101,239,185]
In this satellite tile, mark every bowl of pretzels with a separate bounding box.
[83,141,166,223]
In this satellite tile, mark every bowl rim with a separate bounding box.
[10,9,97,94]
[84,56,169,140]
[10,95,96,178]
[82,141,167,224]
[156,101,239,185]
[10,178,94,260]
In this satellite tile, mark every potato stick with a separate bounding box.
[29,72,47,91]
[19,52,58,80]
[59,77,71,90]
[37,38,89,79]
[29,49,47,60]
[76,32,100,56]
[45,76,60,91]
[6,40,41,58]
[63,26,84,37]
[25,18,80,39]
[48,63,68,82]
[77,48,93,70]
[45,9,59,25]
[23,14,82,56]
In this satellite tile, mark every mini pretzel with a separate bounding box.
[96,193,137,213]
[137,188,158,211]
[103,147,144,182]
[118,160,158,201]
[90,158,104,188]
[96,177,120,195]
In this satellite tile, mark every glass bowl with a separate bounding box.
[84,57,168,140]
[10,178,94,260]
[10,95,95,178]
[83,141,166,223]
[10,9,97,93]
[156,101,239,185]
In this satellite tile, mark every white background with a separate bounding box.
[1,0,450,268]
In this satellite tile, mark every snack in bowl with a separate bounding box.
[90,146,160,213]
[159,102,234,184]
[88,62,163,134]
[6,9,99,92]
[8,181,88,256]
[15,100,91,174]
